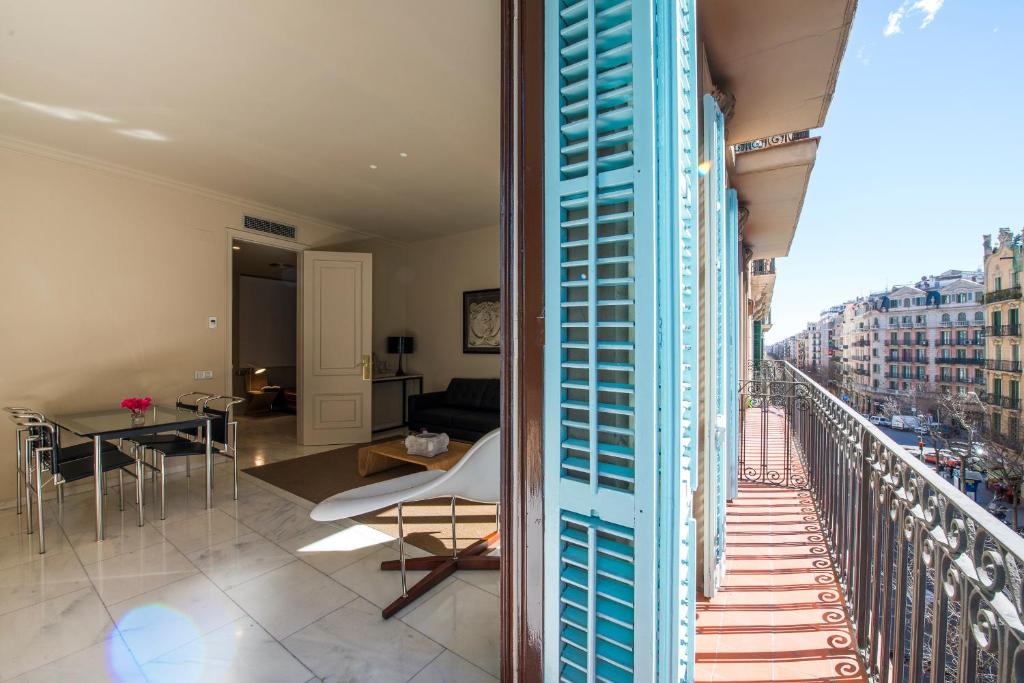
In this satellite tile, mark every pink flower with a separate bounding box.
[121,396,152,413]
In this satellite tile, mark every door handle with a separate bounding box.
[361,354,371,381]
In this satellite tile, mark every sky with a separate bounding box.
[765,0,1024,344]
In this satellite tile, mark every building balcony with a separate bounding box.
[698,364,1024,682]
[986,324,1022,336]
[986,359,1023,372]
[982,393,1021,409]
[751,258,776,276]
[934,356,985,366]
[983,286,1022,304]
[936,338,984,346]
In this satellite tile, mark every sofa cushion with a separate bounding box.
[445,378,488,409]
[445,408,500,434]
[479,379,501,412]
[411,408,456,428]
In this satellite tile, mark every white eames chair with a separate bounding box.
[311,429,500,618]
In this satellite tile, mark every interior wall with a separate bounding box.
[0,145,356,509]
[406,226,501,392]
[337,226,501,394]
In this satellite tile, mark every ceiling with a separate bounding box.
[0,1,500,242]
[233,239,297,282]
[700,0,856,145]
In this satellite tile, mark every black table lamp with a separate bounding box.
[387,336,415,376]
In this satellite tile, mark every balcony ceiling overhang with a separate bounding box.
[699,0,856,145]
[733,137,818,258]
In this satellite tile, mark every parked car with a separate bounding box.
[891,415,920,431]
[878,416,891,427]
[869,415,883,425]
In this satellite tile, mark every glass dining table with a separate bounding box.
[49,405,214,541]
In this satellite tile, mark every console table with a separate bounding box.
[371,374,423,433]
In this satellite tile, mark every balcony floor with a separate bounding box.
[696,408,866,682]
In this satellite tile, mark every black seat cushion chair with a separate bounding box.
[407,378,500,442]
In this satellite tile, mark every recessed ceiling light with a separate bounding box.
[369,164,378,170]
[232,245,241,251]
[399,152,408,158]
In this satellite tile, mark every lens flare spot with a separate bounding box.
[698,160,713,177]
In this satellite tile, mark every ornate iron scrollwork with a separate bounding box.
[739,360,809,489]
[777,359,1024,682]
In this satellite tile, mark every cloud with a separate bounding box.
[883,0,945,37]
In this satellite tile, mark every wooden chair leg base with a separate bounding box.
[378,531,500,619]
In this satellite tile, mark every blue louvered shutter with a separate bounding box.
[655,0,699,680]
[701,94,728,595]
[725,189,740,501]
[544,0,698,681]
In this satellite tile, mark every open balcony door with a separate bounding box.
[299,251,373,446]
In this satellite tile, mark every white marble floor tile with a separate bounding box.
[62,513,166,566]
[457,568,500,597]
[402,580,500,676]
[283,598,443,683]
[0,510,32,538]
[185,532,294,591]
[0,522,69,570]
[84,541,197,605]
[330,545,453,615]
[9,633,147,683]
[409,649,498,683]
[278,522,395,575]
[142,475,222,523]
[0,587,114,680]
[232,497,323,544]
[0,548,91,616]
[109,572,244,665]
[154,508,254,554]
[226,560,356,640]
[141,616,313,683]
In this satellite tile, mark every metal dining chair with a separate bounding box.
[122,392,212,499]
[141,395,244,519]
[15,416,144,553]
[5,407,36,520]
[6,407,122,532]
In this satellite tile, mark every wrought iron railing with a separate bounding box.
[767,360,1024,681]
[987,360,1024,373]
[984,286,1023,304]
[751,258,776,276]
[987,325,1022,337]
[982,394,1022,410]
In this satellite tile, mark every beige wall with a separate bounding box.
[341,227,501,394]
[407,226,501,392]
[0,146,355,509]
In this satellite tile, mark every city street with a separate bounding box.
[871,424,1024,529]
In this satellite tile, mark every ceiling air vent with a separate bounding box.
[243,215,296,240]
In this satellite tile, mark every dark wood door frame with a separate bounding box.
[499,0,545,680]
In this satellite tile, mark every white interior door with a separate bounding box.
[299,251,372,446]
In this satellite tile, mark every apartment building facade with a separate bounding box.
[983,229,1024,445]
[773,270,985,416]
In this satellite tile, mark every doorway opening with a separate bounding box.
[231,237,300,464]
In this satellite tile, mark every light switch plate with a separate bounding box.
[194,370,214,380]
[208,316,218,329]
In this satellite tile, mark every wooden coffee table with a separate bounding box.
[357,438,472,477]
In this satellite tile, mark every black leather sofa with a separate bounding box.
[407,378,500,442]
